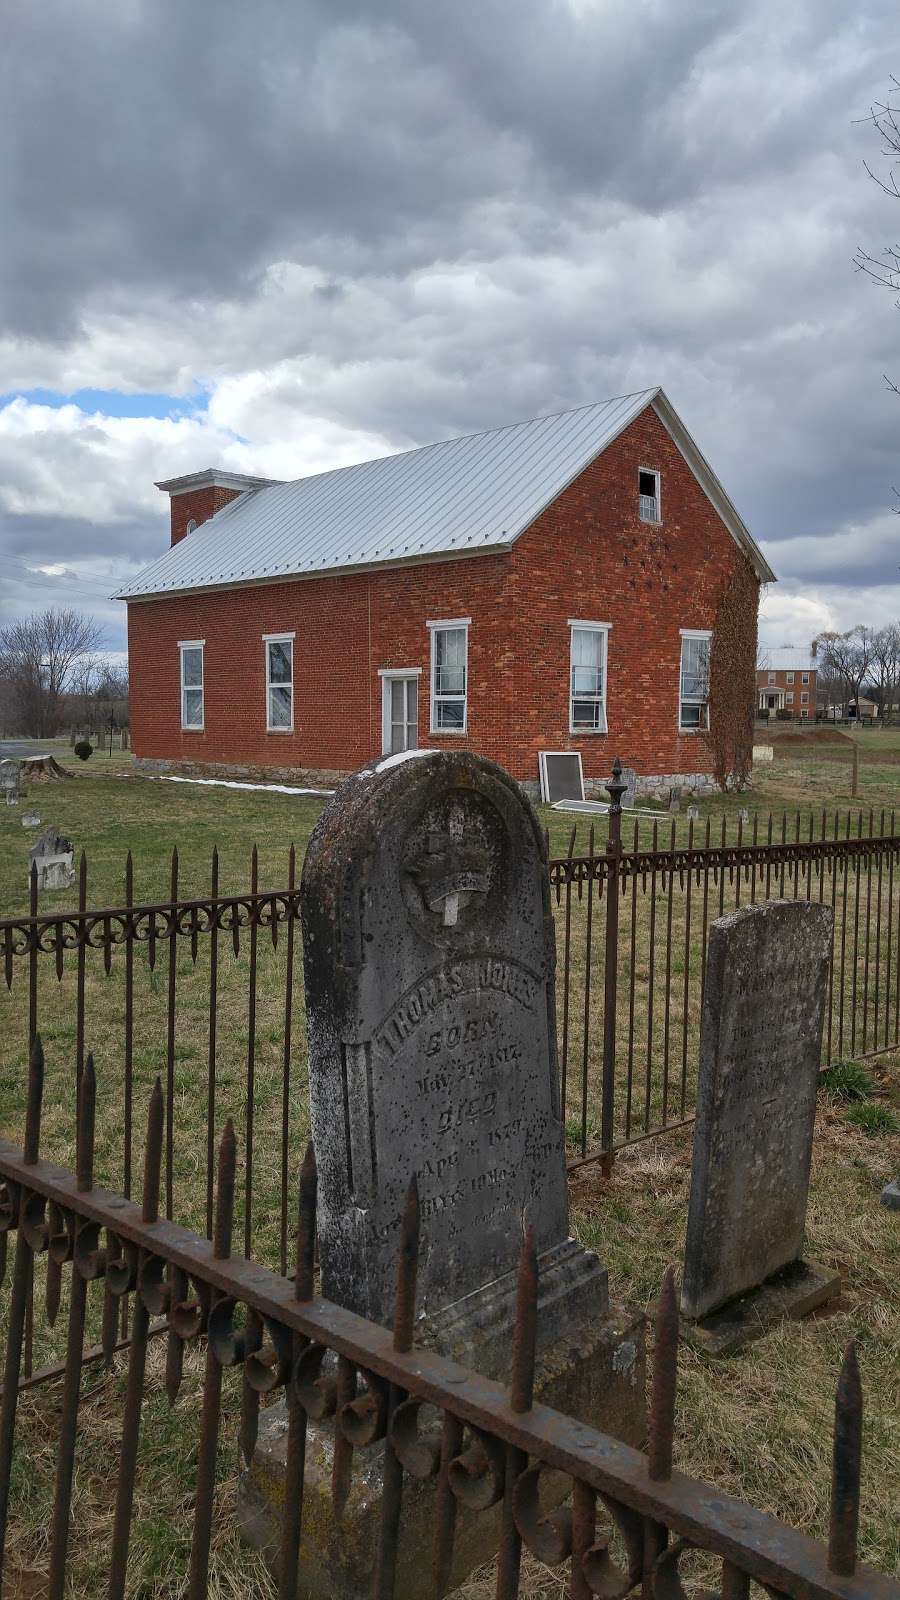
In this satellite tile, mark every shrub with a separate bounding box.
[73,740,93,761]
[820,1058,874,1102]
[845,1101,899,1137]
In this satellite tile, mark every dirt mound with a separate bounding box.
[771,729,853,751]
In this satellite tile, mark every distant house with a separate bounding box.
[756,649,817,721]
[117,389,774,796]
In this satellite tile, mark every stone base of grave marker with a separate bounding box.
[881,1176,900,1210]
[239,1295,645,1600]
[679,1257,842,1357]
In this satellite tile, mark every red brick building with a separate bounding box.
[119,389,774,796]
[756,649,817,721]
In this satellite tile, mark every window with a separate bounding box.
[679,630,710,730]
[767,671,776,685]
[800,692,809,705]
[786,692,794,705]
[801,709,809,719]
[786,671,794,684]
[639,468,660,523]
[569,623,609,732]
[185,519,197,537]
[264,634,294,731]
[428,620,469,732]
[179,641,204,730]
[802,672,810,684]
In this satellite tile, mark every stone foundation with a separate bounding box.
[238,1299,646,1600]
[133,755,343,790]
[135,755,721,803]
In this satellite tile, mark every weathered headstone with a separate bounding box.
[686,804,700,821]
[241,751,645,1597]
[881,1177,900,1211]
[21,812,41,829]
[28,826,75,891]
[619,765,637,809]
[681,900,839,1353]
[0,760,22,806]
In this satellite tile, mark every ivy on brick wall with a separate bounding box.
[704,559,758,791]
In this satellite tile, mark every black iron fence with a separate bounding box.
[0,1042,896,1600]
[2,794,900,1282]
[553,769,900,1168]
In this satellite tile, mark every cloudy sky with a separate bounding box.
[1,0,898,655]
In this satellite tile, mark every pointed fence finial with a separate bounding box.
[605,757,627,814]
[828,1340,862,1575]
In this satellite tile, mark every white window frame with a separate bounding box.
[179,639,205,732]
[767,671,776,685]
[638,467,661,524]
[568,621,610,735]
[679,628,711,733]
[427,619,470,735]
[264,632,295,733]
[786,671,794,684]
[379,667,422,755]
[800,692,809,705]
[185,519,197,536]
[786,692,794,705]
[802,672,810,684]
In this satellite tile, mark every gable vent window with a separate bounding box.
[639,469,661,523]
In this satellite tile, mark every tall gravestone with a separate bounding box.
[241,751,645,1598]
[681,899,839,1354]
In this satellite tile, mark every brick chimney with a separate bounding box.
[155,468,282,547]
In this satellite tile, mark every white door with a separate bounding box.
[382,675,418,754]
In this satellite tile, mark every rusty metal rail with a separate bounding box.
[0,1039,897,1600]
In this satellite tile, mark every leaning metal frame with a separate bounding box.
[0,1040,896,1600]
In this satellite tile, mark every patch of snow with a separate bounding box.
[151,776,334,797]
[372,748,434,774]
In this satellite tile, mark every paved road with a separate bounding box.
[0,740,67,759]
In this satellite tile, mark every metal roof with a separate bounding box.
[118,388,774,599]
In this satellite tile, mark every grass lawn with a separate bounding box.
[0,736,898,1595]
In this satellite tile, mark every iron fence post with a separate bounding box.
[601,758,626,1176]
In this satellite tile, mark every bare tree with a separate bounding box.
[814,627,873,718]
[867,622,900,722]
[855,78,900,413]
[0,609,103,738]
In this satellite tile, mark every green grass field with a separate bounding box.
[0,735,897,1596]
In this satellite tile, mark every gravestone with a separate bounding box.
[619,765,637,809]
[680,899,839,1354]
[28,826,75,891]
[686,804,700,821]
[0,760,22,806]
[241,751,645,1598]
[881,1177,900,1211]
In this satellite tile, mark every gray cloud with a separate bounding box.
[1,0,899,639]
